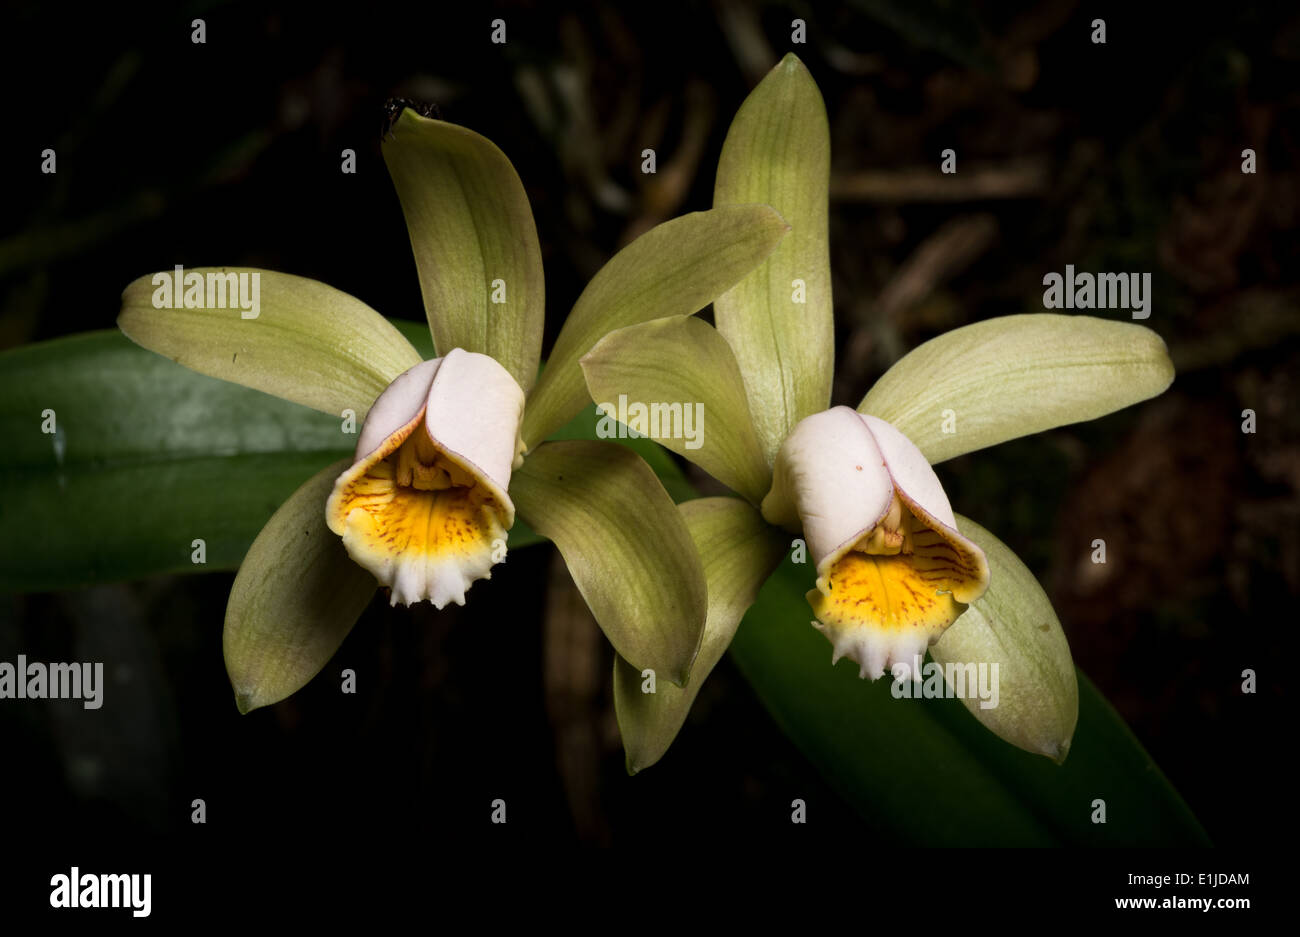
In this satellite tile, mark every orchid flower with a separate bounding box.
[580,55,1175,771]
[116,107,789,713]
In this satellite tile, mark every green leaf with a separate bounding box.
[932,514,1078,762]
[383,109,545,393]
[0,330,351,591]
[581,316,771,504]
[858,314,1175,465]
[0,326,537,594]
[728,555,1210,845]
[224,459,377,714]
[520,205,790,449]
[118,268,423,420]
[713,53,833,465]
[614,497,786,773]
[4,451,347,593]
[510,440,708,686]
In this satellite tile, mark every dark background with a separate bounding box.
[1,0,1296,860]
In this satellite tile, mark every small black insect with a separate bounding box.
[382,97,442,139]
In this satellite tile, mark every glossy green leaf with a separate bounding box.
[858,314,1176,465]
[511,440,707,686]
[520,205,789,449]
[614,497,786,773]
[225,460,377,714]
[118,268,423,420]
[0,330,351,591]
[933,514,1078,762]
[383,108,545,393]
[727,555,1209,845]
[713,53,833,464]
[581,316,771,504]
[0,323,540,594]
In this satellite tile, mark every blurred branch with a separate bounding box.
[0,192,166,277]
[1171,289,1300,373]
[628,81,716,240]
[713,0,777,86]
[875,213,998,322]
[838,214,997,402]
[831,157,1049,202]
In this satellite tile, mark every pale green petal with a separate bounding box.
[713,52,833,465]
[930,513,1078,762]
[520,205,789,449]
[859,314,1175,464]
[510,440,707,687]
[581,316,770,504]
[613,497,786,773]
[119,268,422,419]
[383,108,544,392]
[224,459,377,714]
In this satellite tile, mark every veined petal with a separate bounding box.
[225,459,377,714]
[932,514,1078,762]
[763,406,988,679]
[325,349,526,608]
[714,53,834,464]
[383,108,545,392]
[580,316,771,504]
[118,268,423,419]
[520,205,789,449]
[510,440,707,687]
[858,314,1175,465]
[613,497,787,773]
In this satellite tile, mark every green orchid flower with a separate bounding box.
[116,106,789,713]
[581,54,1175,772]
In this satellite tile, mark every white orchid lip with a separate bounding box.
[326,348,527,608]
[762,406,990,680]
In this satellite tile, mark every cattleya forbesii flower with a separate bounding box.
[324,348,526,608]
[580,55,1175,772]
[761,407,990,679]
[116,106,791,713]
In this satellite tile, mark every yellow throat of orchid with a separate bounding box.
[809,490,986,664]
